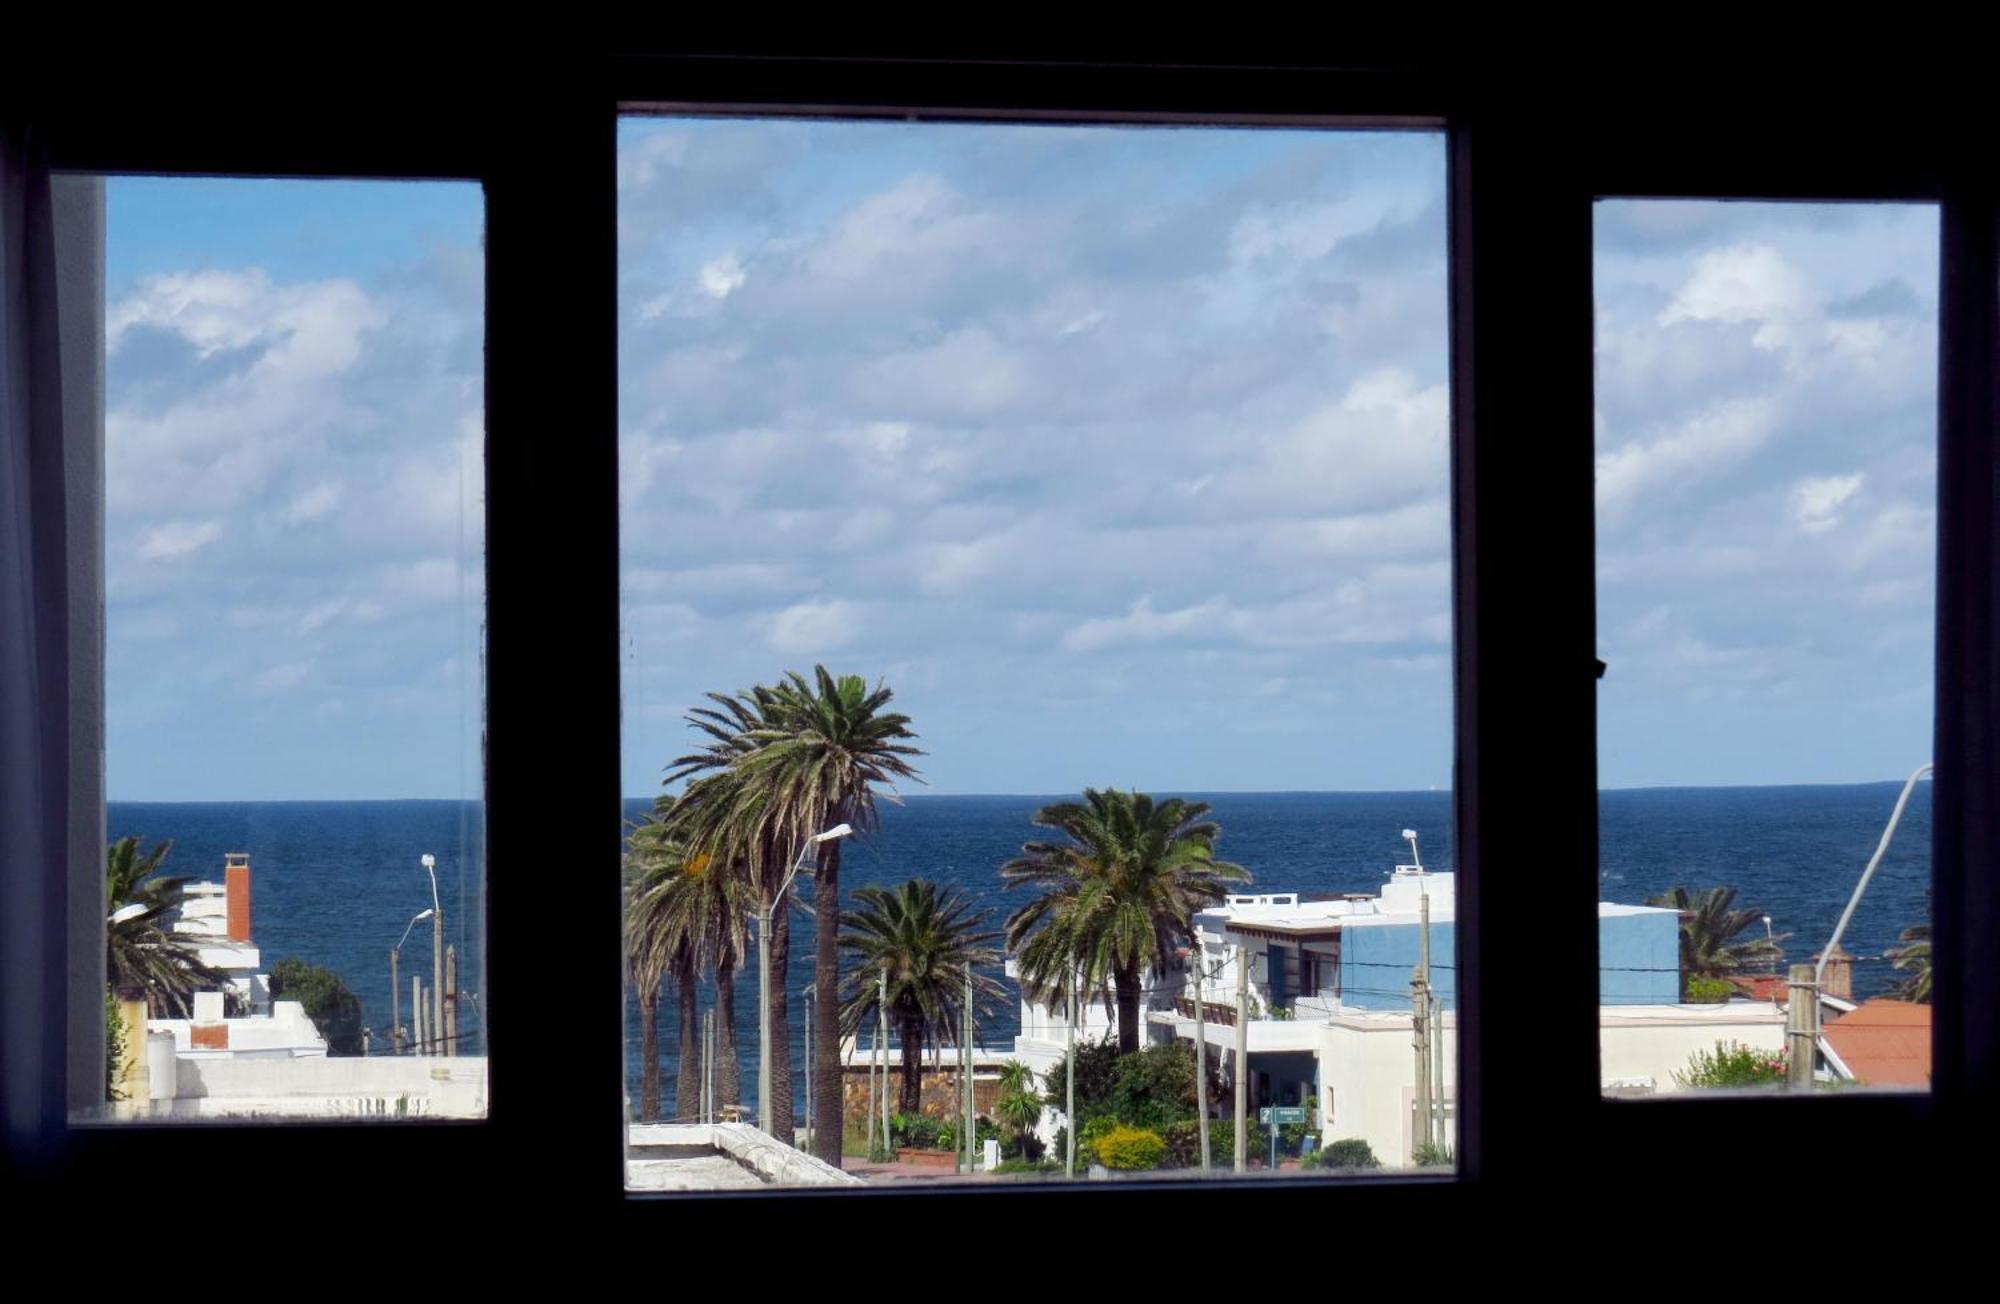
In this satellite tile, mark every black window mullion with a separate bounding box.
[1934,178,2000,1141]
[1449,108,1601,1188]
[483,79,627,1203]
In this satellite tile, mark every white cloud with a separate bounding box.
[1063,596,1232,653]
[1658,244,1813,349]
[1595,397,1776,518]
[285,480,344,524]
[1790,472,1864,534]
[699,254,747,299]
[766,599,861,655]
[136,519,224,561]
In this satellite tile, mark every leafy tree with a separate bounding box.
[1644,886,1787,998]
[838,878,1004,1114]
[1107,1040,1213,1130]
[105,836,235,1018]
[1040,1033,1124,1126]
[1003,789,1249,1053]
[269,957,365,1055]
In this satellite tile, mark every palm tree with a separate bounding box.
[106,836,234,1018]
[1644,886,1787,997]
[1887,922,1931,1003]
[994,1058,1044,1157]
[838,879,1004,1115]
[625,813,753,1120]
[660,684,806,1138]
[1002,789,1250,1054]
[728,666,923,1165]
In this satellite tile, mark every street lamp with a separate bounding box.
[1402,828,1422,871]
[420,853,444,1057]
[759,824,853,1139]
[1793,762,1934,1090]
[392,908,433,1054]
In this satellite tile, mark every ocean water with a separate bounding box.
[109,782,1932,1114]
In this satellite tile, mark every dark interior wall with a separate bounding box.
[7,39,1996,1264]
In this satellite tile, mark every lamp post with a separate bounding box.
[802,982,815,1153]
[420,854,443,1056]
[392,908,433,1055]
[1793,762,1934,1091]
[759,824,852,1139]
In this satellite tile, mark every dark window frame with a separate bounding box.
[15,48,1995,1232]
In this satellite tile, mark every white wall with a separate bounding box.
[1316,1013,1456,1169]
[1599,1006,1786,1094]
[154,1055,488,1118]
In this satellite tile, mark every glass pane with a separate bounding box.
[619,116,1455,1188]
[1594,200,1935,1097]
[84,178,487,1122]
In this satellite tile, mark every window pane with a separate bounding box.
[83,178,487,1122]
[619,116,1456,1188]
[1594,200,1936,1097]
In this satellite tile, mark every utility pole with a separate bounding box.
[390,948,401,1055]
[757,898,773,1135]
[413,975,425,1055]
[1193,947,1211,1172]
[1065,965,1076,1178]
[962,962,975,1173]
[445,944,458,1055]
[1234,942,1249,1173]
[1432,985,1447,1152]
[802,982,814,1151]
[878,965,891,1151]
[422,854,444,1062]
[1413,885,1433,1157]
[1788,964,1817,1091]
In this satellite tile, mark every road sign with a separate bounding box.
[1259,1106,1306,1126]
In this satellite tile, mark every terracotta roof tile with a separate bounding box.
[1822,999,1931,1088]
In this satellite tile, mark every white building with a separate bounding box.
[1009,857,1789,1168]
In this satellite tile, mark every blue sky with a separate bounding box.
[105,178,483,801]
[104,129,1939,800]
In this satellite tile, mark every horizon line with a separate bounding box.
[107,775,1931,805]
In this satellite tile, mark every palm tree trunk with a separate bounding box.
[638,984,660,1121]
[767,901,793,1141]
[811,836,844,1165]
[716,954,742,1112]
[674,956,701,1123]
[900,1013,924,1115]
[1114,964,1142,1054]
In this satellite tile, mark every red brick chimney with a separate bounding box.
[225,853,252,942]
[1815,943,1853,1001]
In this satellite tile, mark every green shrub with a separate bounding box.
[1685,974,1737,1003]
[269,957,364,1055]
[1313,1137,1381,1170]
[1410,1140,1454,1167]
[1164,1118,1266,1167]
[1041,1035,1123,1125]
[893,1113,946,1149]
[1094,1124,1167,1170]
[1107,1041,1211,1130]
[1673,1040,1786,1088]
[993,1158,1061,1176]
